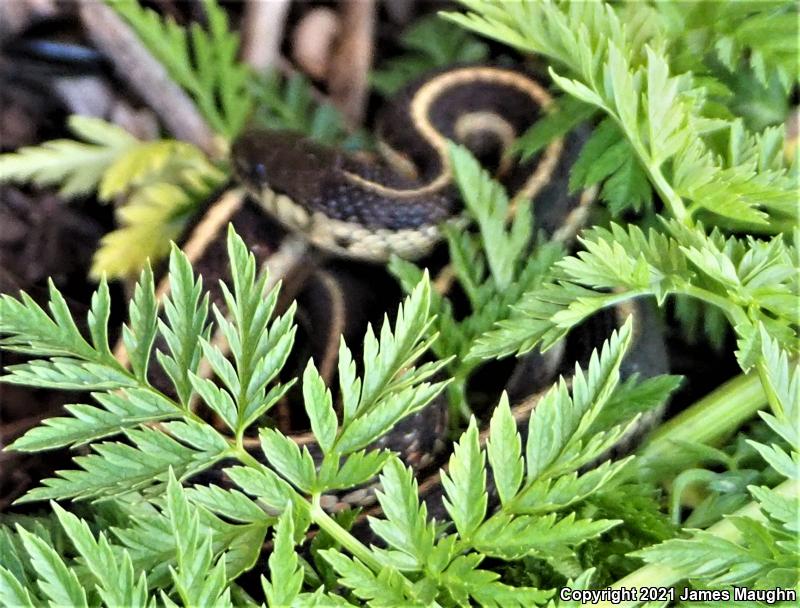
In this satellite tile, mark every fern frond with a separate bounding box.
[17,423,229,503]
[0,116,137,197]
[446,0,798,232]
[251,71,360,147]
[110,0,252,137]
[371,15,489,96]
[52,504,151,608]
[92,140,225,279]
[472,222,798,362]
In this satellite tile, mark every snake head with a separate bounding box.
[231,129,339,201]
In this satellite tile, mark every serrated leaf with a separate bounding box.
[259,429,316,492]
[9,388,179,452]
[473,512,619,560]
[449,143,530,290]
[262,505,303,607]
[165,471,232,607]
[442,418,487,540]
[335,382,444,453]
[158,243,210,407]
[17,426,224,503]
[369,458,436,566]
[319,552,410,605]
[524,320,632,482]
[0,115,137,197]
[15,525,88,608]
[303,360,337,454]
[186,484,271,524]
[230,463,296,512]
[328,450,390,491]
[486,393,524,505]
[0,567,36,608]
[113,0,252,136]
[123,264,159,381]
[358,274,434,413]
[53,503,150,608]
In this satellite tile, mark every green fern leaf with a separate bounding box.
[262,506,303,607]
[369,458,436,567]
[0,568,37,608]
[52,503,151,608]
[165,471,232,607]
[0,116,137,197]
[442,418,487,541]
[8,389,179,452]
[17,425,227,503]
[111,0,252,137]
[14,526,88,608]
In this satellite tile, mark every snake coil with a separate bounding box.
[162,65,668,515]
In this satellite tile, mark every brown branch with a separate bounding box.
[239,0,292,71]
[291,7,341,81]
[314,270,347,385]
[0,0,57,41]
[77,0,217,156]
[327,0,376,125]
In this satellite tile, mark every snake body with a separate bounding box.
[208,65,667,514]
[231,66,566,260]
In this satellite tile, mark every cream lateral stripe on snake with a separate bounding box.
[226,64,667,516]
[111,65,667,515]
[231,65,566,261]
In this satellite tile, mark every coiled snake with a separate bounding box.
[177,65,668,515]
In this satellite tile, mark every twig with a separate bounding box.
[384,0,416,25]
[0,0,57,41]
[327,0,376,124]
[313,270,347,384]
[239,0,292,71]
[291,7,341,81]
[77,0,217,156]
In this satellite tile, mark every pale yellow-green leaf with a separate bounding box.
[0,115,137,198]
[91,143,224,280]
[99,140,218,200]
[66,115,138,147]
[91,183,195,279]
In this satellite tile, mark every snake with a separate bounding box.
[176,64,669,515]
[230,65,573,262]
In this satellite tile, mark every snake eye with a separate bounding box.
[253,162,268,182]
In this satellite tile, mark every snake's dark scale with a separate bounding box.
[139,65,668,517]
[230,66,577,261]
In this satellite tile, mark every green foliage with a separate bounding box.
[446,0,798,230]
[1,0,798,603]
[251,71,366,149]
[473,221,798,364]
[390,144,565,417]
[653,0,798,95]
[1,224,674,604]
[109,0,252,138]
[319,322,642,605]
[635,332,799,589]
[0,116,137,197]
[441,0,798,596]
[371,15,490,96]
[52,503,152,607]
[95,139,226,279]
[0,117,225,279]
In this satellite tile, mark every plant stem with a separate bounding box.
[640,372,766,462]
[234,447,263,470]
[309,494,384,572]
[644,153,690,224]
[596,478,799,608]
